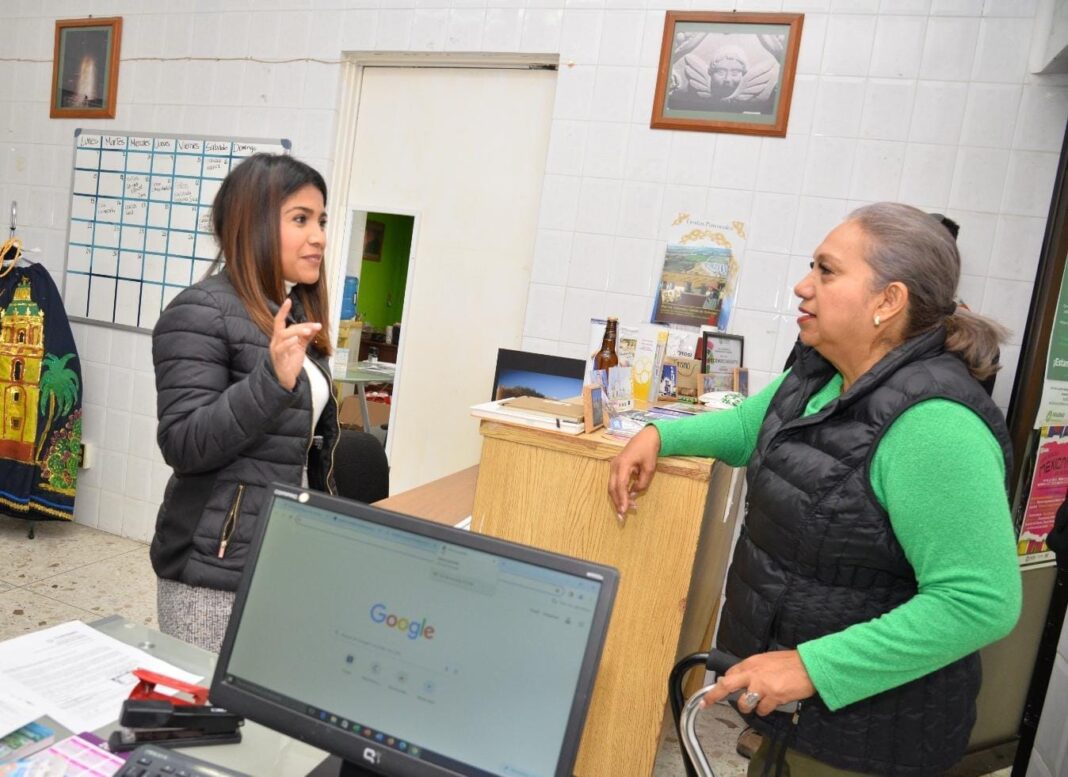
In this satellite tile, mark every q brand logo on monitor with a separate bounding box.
[369,603,436,641]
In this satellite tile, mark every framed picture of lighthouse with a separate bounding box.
[50,17,123,119]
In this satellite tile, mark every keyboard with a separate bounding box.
[112,744,251,777]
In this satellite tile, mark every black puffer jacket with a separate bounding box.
[150,271,338,591]
[718,329,1012,776]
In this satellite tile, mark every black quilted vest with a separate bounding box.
[716,327,1012,777]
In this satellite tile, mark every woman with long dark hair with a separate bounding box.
[151,153,339,651]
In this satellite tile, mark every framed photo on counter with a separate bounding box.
[702,331,744,391]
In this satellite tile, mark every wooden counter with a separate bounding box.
[471,421,744,777]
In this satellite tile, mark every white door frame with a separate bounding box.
[323,52,559,464]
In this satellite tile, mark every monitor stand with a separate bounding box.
[306,755,380,777]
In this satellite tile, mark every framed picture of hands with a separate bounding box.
[651,11,803,137]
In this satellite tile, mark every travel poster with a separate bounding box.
[652,213,747,331]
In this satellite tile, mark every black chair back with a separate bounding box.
[333,429,389,503]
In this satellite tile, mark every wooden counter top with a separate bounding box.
[476,419,715,481]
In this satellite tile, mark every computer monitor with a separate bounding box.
[210,486,618,777]
[490,349,586,401]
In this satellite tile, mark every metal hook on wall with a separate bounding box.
[9,201,16,236]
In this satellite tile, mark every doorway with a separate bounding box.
[331,58,557,493]
[336,210,415,445]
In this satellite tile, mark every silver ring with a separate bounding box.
[742,690,761,707]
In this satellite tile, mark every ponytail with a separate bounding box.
[944,307,1007,381]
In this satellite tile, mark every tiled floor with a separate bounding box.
[0,514,157,637]
[0,514,1015,777]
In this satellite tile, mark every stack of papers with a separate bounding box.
[604,406,697,439]
[359,360,395,373]
[471,399,585,435]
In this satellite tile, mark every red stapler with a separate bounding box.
[128,668,210,707]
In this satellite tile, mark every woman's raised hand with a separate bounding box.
[608,425,661,521]
[271,299,321,391]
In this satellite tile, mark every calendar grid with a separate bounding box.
[63,129,291,332]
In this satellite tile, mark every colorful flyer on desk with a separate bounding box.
[0,732,124,776]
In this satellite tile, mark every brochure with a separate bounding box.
[652,214,747,331]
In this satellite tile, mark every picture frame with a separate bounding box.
[582,384,605,434]
[701,331,745,391]
[491,348,587,402]
[362,219,385,262]
[651,11,803,137]
[50,17,122,119]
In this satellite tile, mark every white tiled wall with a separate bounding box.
[0,0,1066,543]
[520,1,1068,400]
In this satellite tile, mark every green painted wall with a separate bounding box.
[357,212,413,329]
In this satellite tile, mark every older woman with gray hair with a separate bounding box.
[609,202,1021,776]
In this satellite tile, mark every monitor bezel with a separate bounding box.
[490,348,587,402]
[210,485,618,777]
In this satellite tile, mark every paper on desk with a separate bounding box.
[361,361,395,373]
[0,621,202,734]
[0,686,41,740]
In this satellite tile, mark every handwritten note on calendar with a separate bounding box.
[62,130,290,331]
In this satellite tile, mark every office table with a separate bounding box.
[334,361,395,440]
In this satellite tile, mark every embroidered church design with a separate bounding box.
[0,277,44,463]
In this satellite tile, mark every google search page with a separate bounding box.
[226,501,602,777]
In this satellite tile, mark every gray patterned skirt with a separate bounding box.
[156,577,235,653]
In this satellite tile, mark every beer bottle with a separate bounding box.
[593,317,619,371]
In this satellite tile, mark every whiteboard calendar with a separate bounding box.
[63,130,290,331]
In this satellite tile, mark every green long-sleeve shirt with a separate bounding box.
[653,372,1022,711]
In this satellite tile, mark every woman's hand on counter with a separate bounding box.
[608,425,661,520]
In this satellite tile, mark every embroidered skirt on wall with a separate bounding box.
[0,263,82,521]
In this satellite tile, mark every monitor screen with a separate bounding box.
[490,349,586,401]
[210,487,618,777]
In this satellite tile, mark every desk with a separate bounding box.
[41,617,329,776]
[472,421,744,777]
[374,465,477,526]
[334,361,395,441]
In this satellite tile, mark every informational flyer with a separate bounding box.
[0,621,200,734]
[1018,426,1068,566]
[651,213,747,331]
[1035,267,1068,427]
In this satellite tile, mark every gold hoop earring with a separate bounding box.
[874,314,881,327]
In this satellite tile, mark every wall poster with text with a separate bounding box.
[1036,266,1068,427]
[1018,426,1068,566]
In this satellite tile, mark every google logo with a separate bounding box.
[369,603,436,640]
